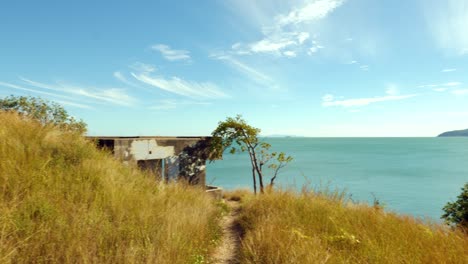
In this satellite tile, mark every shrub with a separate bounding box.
[442,183,468,228]
[0,95,87,133]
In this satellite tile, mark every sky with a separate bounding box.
[1,0,467,137]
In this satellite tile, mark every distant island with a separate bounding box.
[438,128,468,137]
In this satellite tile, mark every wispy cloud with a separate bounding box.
[359,65,369,71]
[441,68,457,72]
[322,92,417,107]
[130,62,156,73]
[212,54,278,88]
[131,72,228,99]
[307,40,325,55]
[275,0,345,26]
[423,0,468,55]
[148,99,211,110]
[418,81,461,88]
[433,87,448,92]
[451,89,468,95]
[19,77,136,106]
[0,81,92,109]
[113,71,147,90]
[385,85,399,95]
[233,32,311,55]
[151,44,191,61]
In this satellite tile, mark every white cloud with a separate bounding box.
[359,65,369,71]
[322,93,417,107]
[385,85,399,95]
[418,84,438,88]
[131,73,228,99]
[307,40,325,55]
[419,82,461,88]
[433,87,448,92]
[444,81,461,86]
[275,0,345,26]
[442,68,457,72]
[228,0,344,57]
[151,44,191,61]
[250,38,296,53]
[298,32,310,44]
[308,47,318,55]
[283,51,297,57]
[113,71,127,83]
[246,31,312,55]
[424,0,468,55]
[451,89,468,95]
[54,100,93,109]
[113,71,146,90]
[322,94,334,102]
[130,62,156,73]
[212,54,277,88]
[0,81,92,109]
[19,77,136,106]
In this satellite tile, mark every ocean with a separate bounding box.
[206,137,468,221]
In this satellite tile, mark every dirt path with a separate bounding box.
[210,200,242,264]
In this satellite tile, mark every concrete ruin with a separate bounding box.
[89,136,218,187]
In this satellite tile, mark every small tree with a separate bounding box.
[442,183,468,229]
[0,95,87,133]
[211,115,292,194]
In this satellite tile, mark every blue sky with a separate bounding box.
[1,0,467,137]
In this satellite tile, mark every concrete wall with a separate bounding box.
[91,136,214,186]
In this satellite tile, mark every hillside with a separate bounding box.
[0,112,221,263]
[438,128,468,137]
[224,190,468,263]
[1,111,468,263]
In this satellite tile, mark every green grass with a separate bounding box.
[232,189,468,263]
[0,112,221,263]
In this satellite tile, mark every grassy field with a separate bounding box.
[2,111,468,263]
[0,112,221,263]
[226,189,468,264]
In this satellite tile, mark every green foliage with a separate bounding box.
[442,183,468,228]
[211,115,292,193]
[0,95,87,133]
[210,115,260,159]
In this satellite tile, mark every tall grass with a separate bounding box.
[235,189,468,263]
[0,112,220,263]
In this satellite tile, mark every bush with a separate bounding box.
[442,183,468,228]
[0,95,87,133]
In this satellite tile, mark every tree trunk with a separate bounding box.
[252,166,257,195]
[251,151,264,194]
[248,151,257,194]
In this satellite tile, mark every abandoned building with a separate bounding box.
[89,136,218,187]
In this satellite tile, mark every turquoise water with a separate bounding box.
[206,138,468,221]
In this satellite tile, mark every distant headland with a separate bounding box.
[438,128,468,137]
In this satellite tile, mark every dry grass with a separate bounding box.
[236,189,468,263]
[0,112,221,263]
[223,189,252,202]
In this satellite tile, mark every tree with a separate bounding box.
[0,95,87,133]
[442,183,468,229]
[211,115,292,194]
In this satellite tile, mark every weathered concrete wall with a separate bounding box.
[90,136,214,186]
